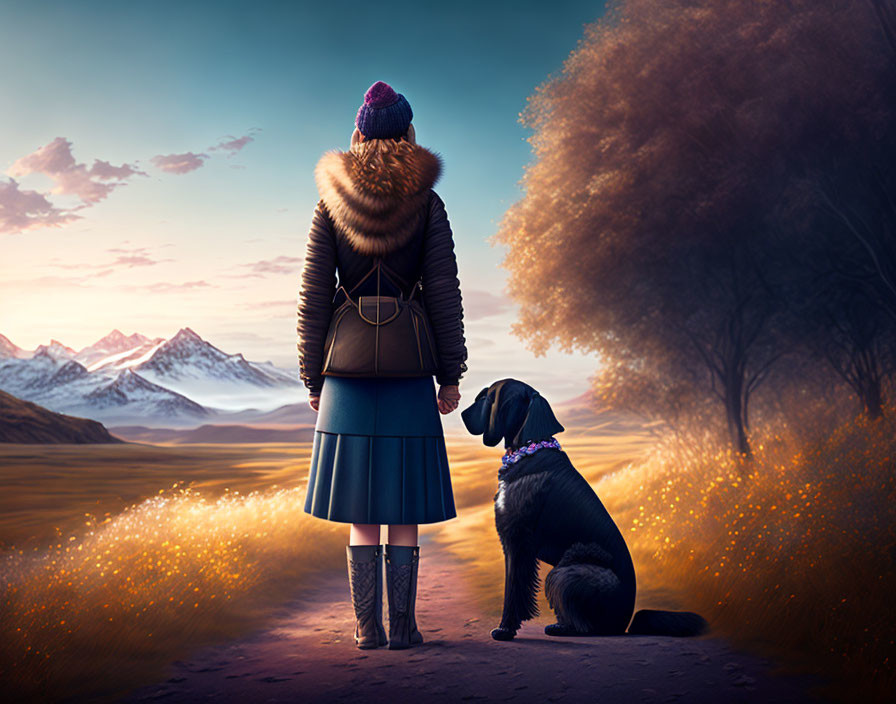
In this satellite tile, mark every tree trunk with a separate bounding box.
[860,378,884,420]
[824,335,887,421]
[724,370,753,460]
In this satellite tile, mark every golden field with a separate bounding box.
[1,403,893,702]
[0,416,651,702]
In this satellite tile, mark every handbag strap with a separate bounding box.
[375,258,381,372]
[345,258,422,302]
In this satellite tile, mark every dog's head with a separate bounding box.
[461,378,565,449]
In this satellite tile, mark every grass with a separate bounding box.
[436,404,896,703]
[1,403,892,702]
[0,427,652,703]
[1,486,347,702]
[597,405,896,703]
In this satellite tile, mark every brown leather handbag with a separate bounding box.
[321,259,439,377]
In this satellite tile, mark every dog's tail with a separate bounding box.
[627,609,709,637]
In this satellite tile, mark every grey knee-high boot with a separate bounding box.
[385,544,424,649]
[346,545,387,649]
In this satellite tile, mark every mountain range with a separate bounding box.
[0,328,301,428]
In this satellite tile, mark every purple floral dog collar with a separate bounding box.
[501,437,562,470]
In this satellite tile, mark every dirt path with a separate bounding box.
[123,541,821,704]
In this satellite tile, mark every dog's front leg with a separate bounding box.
[492,543,539,641]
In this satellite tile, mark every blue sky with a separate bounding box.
[0,0,606,415]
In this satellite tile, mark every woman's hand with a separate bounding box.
[309,393,320,412]
[437,384,460,415]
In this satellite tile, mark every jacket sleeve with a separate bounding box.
[297,200,338,395]
[421,191,468,387]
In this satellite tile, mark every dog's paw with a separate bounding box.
[490,626,516,641]
[544,622,580,637]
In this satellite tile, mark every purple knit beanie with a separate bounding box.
[355,81,413,140]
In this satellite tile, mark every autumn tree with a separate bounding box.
[774,0,896,418]
[805,0,896,324]
[496,0,896,455]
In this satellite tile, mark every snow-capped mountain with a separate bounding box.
[33,339,77,362]
[48,358,92,386]
[0,352,211,426]
[0,327,301,427]
[0,347,73,393]
[75,329,157,368]
[0,333,30,359]
[86,337,167,373]
[82,369,210,420]
[138,327,286,385]
[1,335,82,362]
[132,328,297,411]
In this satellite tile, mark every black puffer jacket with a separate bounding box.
[297,137,467,394]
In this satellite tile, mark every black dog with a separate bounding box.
[461,378,707,641]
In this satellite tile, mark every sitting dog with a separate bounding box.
[461,378,708,640]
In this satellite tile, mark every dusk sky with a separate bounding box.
[1,0,607,411]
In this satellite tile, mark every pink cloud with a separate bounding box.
[0,272,99,288]
[90,159,144,180]
[3,129,256,233]
[0,178,81,234]
[241,299,294,310]
[8,137,146,204]
[112,254,159,267]
[141,280,214,293]
[237,255,303,277]
[106,245,173,268]
[463,288,515,320]
[47,245,172,272]
[150,152,208,174]
[209,129,260,156]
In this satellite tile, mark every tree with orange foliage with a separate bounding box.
[496,0,896,455]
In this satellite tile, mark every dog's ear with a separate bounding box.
[510,392,565,447]
[461,387,491,436]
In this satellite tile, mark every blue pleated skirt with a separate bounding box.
[303,375,457,525]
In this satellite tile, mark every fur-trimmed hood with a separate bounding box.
[314,138,442,256]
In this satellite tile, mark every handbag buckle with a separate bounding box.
[358,295,401,325]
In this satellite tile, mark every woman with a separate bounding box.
[297,81,467,650]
